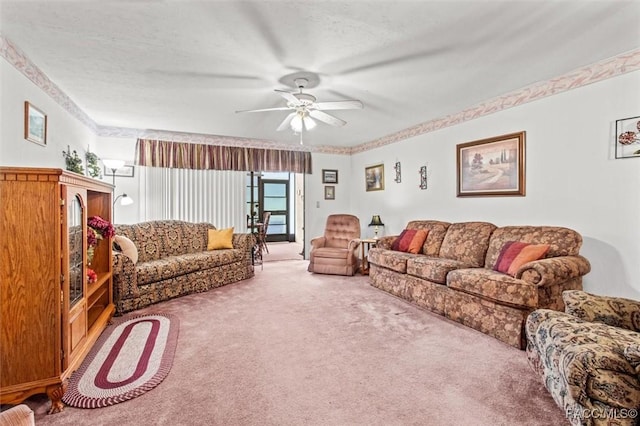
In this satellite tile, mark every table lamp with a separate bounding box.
[368,215,385,238]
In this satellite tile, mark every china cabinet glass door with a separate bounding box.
[68,193,84,307]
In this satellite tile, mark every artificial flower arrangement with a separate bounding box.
[87,215,115,265]
[86,268,98,284]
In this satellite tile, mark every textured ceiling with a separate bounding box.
[1,1,639,150]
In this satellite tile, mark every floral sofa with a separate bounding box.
[112,220,255,315]
[368,220,591,348]
[526,291,640,426]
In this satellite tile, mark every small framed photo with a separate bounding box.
[615,115,640,159]
[365,164,385,192]
[324,185,335,200]
[24,101,47,146]
[104,164,135,178]
[322,169,338,184]
[457,131,526,197]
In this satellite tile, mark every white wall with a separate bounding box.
[0,60,98,167]
[349,71,640,299]
[304,153,352,256]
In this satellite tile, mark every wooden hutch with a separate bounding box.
[0,167,115,413]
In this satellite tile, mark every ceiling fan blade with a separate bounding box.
[314,100,364,110]
[276,112,296,131]
[235,107,292,113]
[309,110,347,127]
[275,89,302,106]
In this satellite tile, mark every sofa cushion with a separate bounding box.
[308,247,350,260]
[493,241,549,276]
[180,249,245,270]
[447,268,538,309]
[136,255,201,286]
[485,226,582,269]
[438,221,496,267]
[368,248,415,273]
[407,256,472,284]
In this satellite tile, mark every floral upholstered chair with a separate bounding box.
[526,290,640,426]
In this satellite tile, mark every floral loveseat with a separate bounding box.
[368,220,591,348]
[526,291,640,426]
[112,220,255,315]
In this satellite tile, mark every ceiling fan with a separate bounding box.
[236,78,363,143]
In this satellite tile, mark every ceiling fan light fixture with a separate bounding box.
[303,115,316,130]
[290,114,303,132]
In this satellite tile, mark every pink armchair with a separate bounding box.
[308,214,361,276]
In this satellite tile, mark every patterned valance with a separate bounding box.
[135,139,312,174]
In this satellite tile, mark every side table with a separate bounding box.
[360,238,378,275]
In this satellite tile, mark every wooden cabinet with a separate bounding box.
[0,167,115,413]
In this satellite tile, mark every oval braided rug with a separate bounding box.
[62,313,179,409]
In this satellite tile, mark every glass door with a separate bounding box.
[260,179,289,242]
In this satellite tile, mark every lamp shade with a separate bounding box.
[368,215,384,226]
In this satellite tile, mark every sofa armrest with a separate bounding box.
[310,236,327,250]
[348,238,361,253]
[232,232,256,258]
[112,252,139,300]
[515,255,591,286]
[563,290,640,332]
[562,342,640,414]
[375,235,396,250]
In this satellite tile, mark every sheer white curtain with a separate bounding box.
[139,166,246,229]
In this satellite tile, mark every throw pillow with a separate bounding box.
[407,229,429,254]
[114,235,138,264]
[207,227,234,250]
[392,229,429,253]
[493,241,550,276]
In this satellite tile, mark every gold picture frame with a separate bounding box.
[24,101,47,146]
[456,131,526,197]
[365,164,385,192]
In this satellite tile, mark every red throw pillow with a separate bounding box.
[391,229,408,251]
[494,241,550,276]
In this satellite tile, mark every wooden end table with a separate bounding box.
[360,238,378,275]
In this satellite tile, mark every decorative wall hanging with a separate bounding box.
[615,116,640,159]
[324,185,335,200]
[394,161,401,183]
[24,101,47,146]
[365,164,385,192]
[419,166,428,189]
[322,169,338,183]
[457,131,526,197]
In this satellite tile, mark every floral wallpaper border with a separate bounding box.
[2,35,639,156]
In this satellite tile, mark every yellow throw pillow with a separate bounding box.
[207,227,234,250]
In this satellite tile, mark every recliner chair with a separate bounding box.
[307,214,361,276]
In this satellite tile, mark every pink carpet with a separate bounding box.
[26,260,567,425]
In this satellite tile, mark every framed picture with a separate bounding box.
[322,169,338,184]
[104,164,135,178]
[457,131,526,197]
[365,164,385,192]
[24,101,47,146]
[324,185,335,200]
[615,115,640,159]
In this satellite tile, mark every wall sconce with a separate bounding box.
[394,161,401,183]
[419,166,428,190]
[368,215,385,238]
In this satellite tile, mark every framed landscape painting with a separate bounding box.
[365,164,384,192]
[456,131,526,197]
[24,101,47,146]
